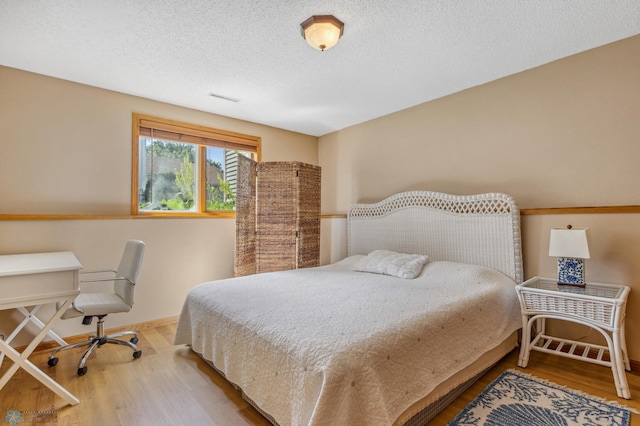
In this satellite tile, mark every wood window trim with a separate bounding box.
[131,113,261,217]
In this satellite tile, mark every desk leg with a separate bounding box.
[0,305,68,367]
[17,306,69,346]
[0,299,79,406]
[0,309,32,367]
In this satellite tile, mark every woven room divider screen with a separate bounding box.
[234,156,321,277]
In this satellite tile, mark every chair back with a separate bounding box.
[115,240,145,307]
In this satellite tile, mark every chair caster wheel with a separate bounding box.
[130,337,138,344]
[133,350,142,359]
[48,358,58,367]
[77,366,88,376]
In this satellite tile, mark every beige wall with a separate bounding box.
[0,66,317,215]
[320,35,640,213]
[319,35,640,360]
[0,66,317,345]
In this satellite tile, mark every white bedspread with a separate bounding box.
[174,257,521,426]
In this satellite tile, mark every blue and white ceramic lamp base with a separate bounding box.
[557,257,585,286]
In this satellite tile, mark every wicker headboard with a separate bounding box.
[347,191,523,283]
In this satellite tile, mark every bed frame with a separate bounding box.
[348,191,523,424]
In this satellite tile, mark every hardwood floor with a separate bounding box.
[1,322,639,425]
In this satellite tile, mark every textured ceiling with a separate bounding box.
[1,1,639,137]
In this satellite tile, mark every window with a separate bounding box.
[132,113,260,216]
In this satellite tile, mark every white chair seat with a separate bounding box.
[63,292,131,319]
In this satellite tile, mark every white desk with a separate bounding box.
[0,251,82,405]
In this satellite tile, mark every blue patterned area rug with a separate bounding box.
[448,369,632,426]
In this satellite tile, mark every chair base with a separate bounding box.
[48,316,142,376]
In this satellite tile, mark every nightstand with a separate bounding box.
[515,276,631,399]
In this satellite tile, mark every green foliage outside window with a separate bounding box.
[171,156,195,209]
[148,141,195,162]
[207,174,236,210]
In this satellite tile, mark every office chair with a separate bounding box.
[48,240,145,376]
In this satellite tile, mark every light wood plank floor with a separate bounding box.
[1,322,639,425]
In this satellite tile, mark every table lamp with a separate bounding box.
[548,225,590,286]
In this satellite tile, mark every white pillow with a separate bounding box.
[353,250,429,279]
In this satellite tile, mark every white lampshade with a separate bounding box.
[300,15,344,51]
[548,227,590,259]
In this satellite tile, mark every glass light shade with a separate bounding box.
[548,228,590,259]
[300,15,344,51]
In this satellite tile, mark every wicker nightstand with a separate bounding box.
[515,276,631,399]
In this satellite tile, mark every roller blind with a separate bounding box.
[136,116,260,153]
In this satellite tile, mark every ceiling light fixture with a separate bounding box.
[300,15,344,51]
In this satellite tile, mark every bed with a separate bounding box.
[174,190,524,425]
